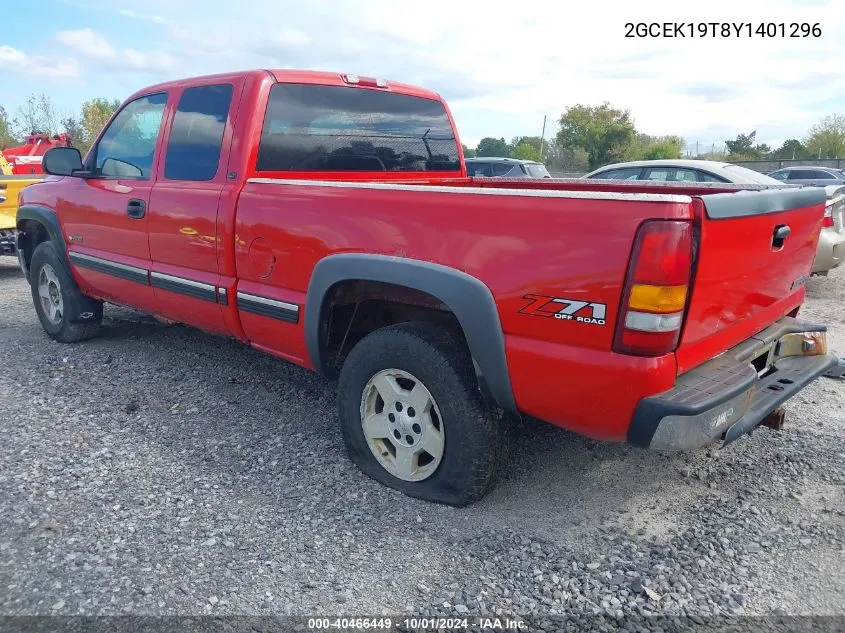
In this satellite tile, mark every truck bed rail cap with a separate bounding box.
[701,187,827,219]
[247,178,693,204]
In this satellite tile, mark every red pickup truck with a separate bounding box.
[17,69,841,506]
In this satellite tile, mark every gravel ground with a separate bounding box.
[0,256,843,630]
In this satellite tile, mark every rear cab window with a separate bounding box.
[255,84,461,173]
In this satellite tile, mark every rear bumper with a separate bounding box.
[628,317,838,451]
[812,227,845,273]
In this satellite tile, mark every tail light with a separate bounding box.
[613,220,695,356]
[822,205,834,228]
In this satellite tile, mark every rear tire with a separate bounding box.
[29,242,102,343]
[337,321,506,507]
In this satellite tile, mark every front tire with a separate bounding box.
[337,322,506,507]
[29,242,102,343]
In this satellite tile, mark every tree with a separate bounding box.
[624,134,683,161]
[543,139,589,174]
[556,103,636,169]
[510,142,542,162]
[725,134,771,160]
[78,98,121,153]
[771,139,808,160]
[755,143,772,158]
[476,137,512,157]
[510,136,543,153]
[725,133,755,157]
[61,116,84,149]
[14,93,58,137]
[0,106,17,148]
[461,143,476,158]
[805,114,845,158]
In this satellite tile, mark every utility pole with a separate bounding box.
[696,140,699,157]
[539,115,547,159]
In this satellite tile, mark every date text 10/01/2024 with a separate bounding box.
[625,22,822,38]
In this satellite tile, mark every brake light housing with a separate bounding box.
[613,219,695,356]
[342,74,388,89]
[822,205,834,228]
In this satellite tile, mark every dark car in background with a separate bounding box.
[465,157,551,178]
[768,166,845,187]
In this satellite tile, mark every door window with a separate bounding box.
[165,84,234,181]
[643,168,671,181]
[694,170,728,182]
[589,167,642,180]
[94,93,167,179]
[466,163,493,177]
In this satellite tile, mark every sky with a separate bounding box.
[1,0,844,153]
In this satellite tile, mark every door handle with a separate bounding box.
[126,199,146,219]
[773,224,790,249]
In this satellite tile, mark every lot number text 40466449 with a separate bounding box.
[625,22,821,38]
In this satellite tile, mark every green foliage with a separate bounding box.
[556,103,636,169]
[76,98,121,154]
[540,139,588,173]
[725,133,755,157]
[61,116,84,149]
[476,137,512,157]
[461,144,476,158]
[805,114,845,158]
[0,106,17,148]
[725,134,773,160]
[510,142,542,162]
[510,136,543,152]
[771,139,809,160]
[624,134,683,161]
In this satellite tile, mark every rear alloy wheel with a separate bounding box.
[337,322,506,507]
[360,368,445,482]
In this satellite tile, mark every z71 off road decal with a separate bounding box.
[518,294,607,326]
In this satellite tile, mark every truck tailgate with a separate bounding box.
[677,188,828,374]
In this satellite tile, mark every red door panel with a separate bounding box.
[61,91,169,314]
[147,80,244,336]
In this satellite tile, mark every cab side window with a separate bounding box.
[94,93,167,179]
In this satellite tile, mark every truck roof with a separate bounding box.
[126,69,443,103]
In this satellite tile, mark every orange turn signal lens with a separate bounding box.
[628,284,688,313]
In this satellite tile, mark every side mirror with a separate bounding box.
[43,147,84,176]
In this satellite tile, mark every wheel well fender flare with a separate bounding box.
[305,253,517,414]
[16,204,70,273]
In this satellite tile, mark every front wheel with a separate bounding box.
[29,242,102,343]
[337,322,506,507]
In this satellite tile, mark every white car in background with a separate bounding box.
[584,159,845,275]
